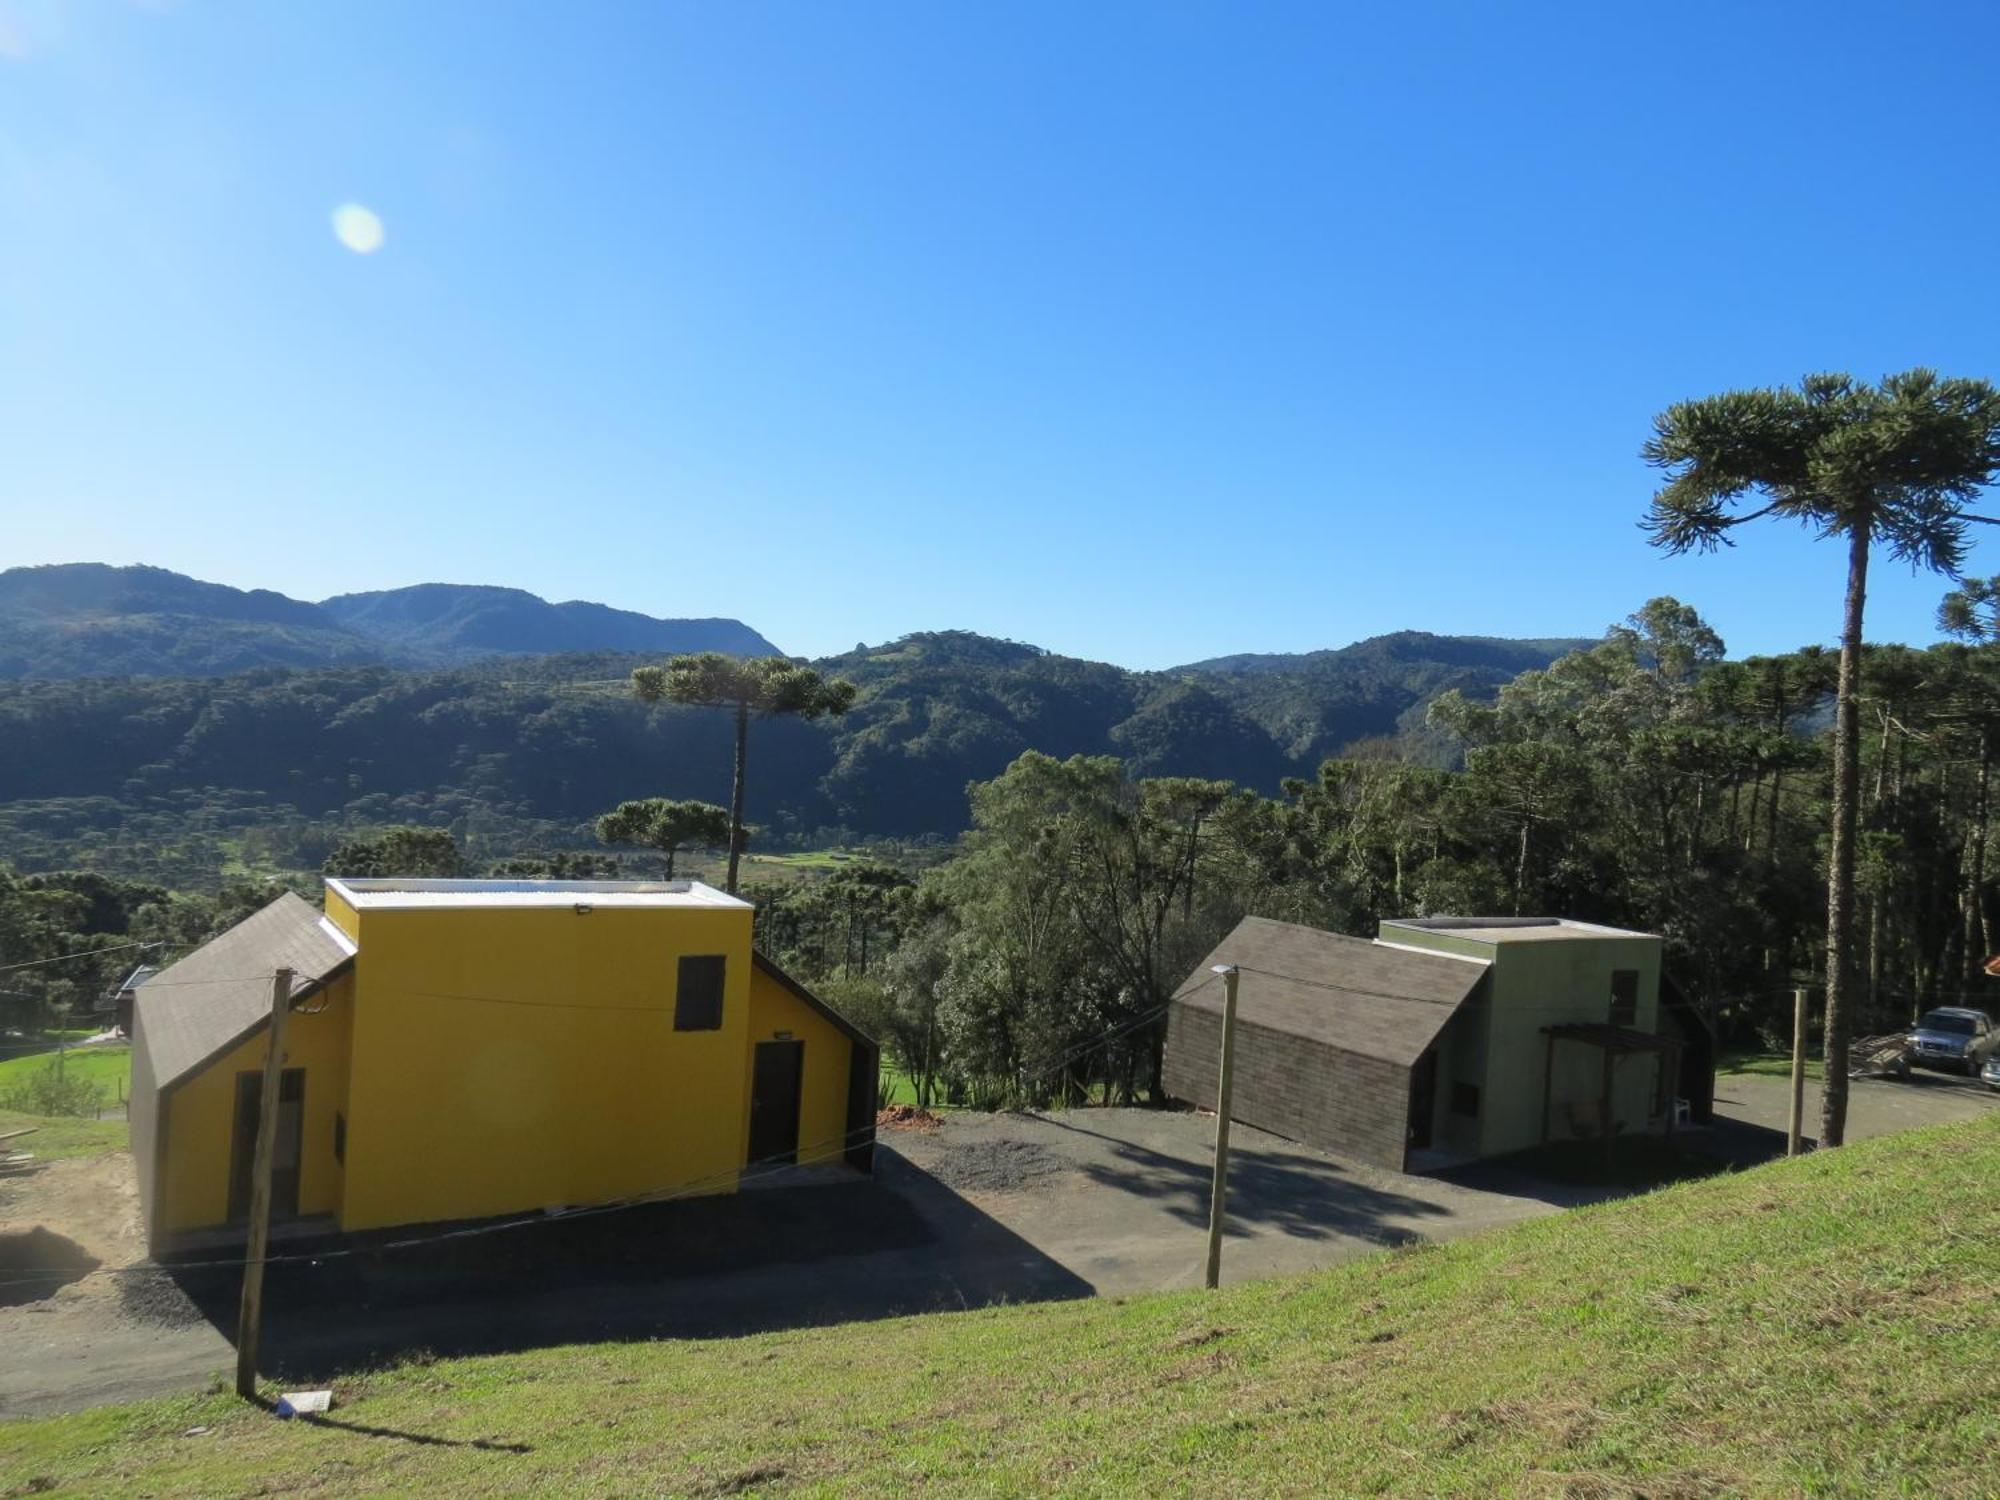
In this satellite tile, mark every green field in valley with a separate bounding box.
[0,1044,132,1161]
[4,1114,1996,1495]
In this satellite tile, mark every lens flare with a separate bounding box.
[331,203,385,255]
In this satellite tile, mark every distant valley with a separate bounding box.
[0,568,1598,881]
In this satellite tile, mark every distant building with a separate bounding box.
[1164,915,1710,1171]
[101,963,157,1036]
[129,880,877,1252]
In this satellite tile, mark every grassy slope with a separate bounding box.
[5,1117,1998,1497]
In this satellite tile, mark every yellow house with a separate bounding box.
[129,879,878,1251]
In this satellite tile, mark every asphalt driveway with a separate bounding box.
[887,1107,1567,1294]
[1711,1065,2000,1143]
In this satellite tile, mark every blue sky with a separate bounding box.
[4,2,1999,667]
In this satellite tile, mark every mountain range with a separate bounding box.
[0,564,781,678]
[0,565,1599,868]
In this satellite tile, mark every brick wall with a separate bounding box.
[1163,1001,1412,1172]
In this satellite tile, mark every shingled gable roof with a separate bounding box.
[1174,915,1489,1066]
[134,892,355,1092]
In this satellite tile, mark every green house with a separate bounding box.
[1166,915,1711,1171]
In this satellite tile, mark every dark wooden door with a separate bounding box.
[229,1068,305,1222]
[748,1041,804,1167]
[1406,1050,1438,1150]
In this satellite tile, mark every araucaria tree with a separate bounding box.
[630,654,857,892]
[594,798,733,880]
[1642,369,2000,1147]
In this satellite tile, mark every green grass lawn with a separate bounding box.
[0,1107,127,1160]
[1718,1046,1826,1082]
[5,1116,1996,1495]
[877,1067,950,1110]
[0,1042,132,1105]
[0,1045,131,1159]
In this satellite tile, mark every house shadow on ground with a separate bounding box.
[0,1227,99,1308]
[1035,1113,1453,1250]
[1429,1116,1793,1207]
[137,1152,1089,1385]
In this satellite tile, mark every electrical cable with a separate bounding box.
[0,939,160,975]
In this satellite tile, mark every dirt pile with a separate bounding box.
[876,1104,943,1131]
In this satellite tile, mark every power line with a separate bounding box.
[0,939,159,976]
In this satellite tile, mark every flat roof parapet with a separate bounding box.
[1381,915,1657,943]
[325,877,751,910]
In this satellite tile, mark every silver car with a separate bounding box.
[1908,1007,1998,1075]
[1983,1050,2000,1092]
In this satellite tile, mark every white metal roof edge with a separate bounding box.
[323,876,752,911]
[1369,938,1494,967]
[316,915,359,957]
[1379,917,1657,942]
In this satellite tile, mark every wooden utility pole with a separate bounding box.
[1787,986,1808,1158]
[1203,964,1240,1291]
[236,966,293,1401]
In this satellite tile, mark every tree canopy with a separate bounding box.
[594,798,733,880]
[1643,370,2000,1146]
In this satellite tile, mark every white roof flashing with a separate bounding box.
[324,877,751,911]
[316,915,359,956]
[1370,938,1493,967]
[1380,916,1656,943]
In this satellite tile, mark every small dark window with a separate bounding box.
[333,1111,347,1165]
[1450,1082,1481,1118]
[675,955,727,1031]
[1610,970,1640,1027]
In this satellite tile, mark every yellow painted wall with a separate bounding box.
[338,903,759,1232]
[159,975,354,1233]
[744,966,856,1167]
[325,884,359,944]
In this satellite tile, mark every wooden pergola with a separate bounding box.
[1541,1022,1683,1159]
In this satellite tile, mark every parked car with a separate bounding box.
[1983,1051,2000,1092]
[1908,1007,1998,1075]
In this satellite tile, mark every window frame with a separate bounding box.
[674,954,728,1032]
[1609,969,1640,1028]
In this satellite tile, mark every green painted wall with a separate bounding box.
[1387,925,1663,1159]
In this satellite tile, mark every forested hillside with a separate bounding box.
[0,564,779,677]
[749,598,2000,1108]
[7,596,1995,1084]
[0,564,382,678]
[319,583,779,662]
[0,626,1584,882]
[1180,630,1595,764]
